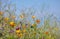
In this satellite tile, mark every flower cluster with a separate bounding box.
[0,11,60,39]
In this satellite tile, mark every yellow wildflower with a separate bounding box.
[32,16,36,19]
[20,15,24,18]
[32,24,34,26]
[22,30,26,33]
[10,21,15,27]
[16,30,21,33]
[19,33,23,38]
[4,17,9,22]
[17,33,23,38]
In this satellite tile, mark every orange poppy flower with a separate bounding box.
[0,11,3,15]
[36,19,40,24]
[45,31,49,35]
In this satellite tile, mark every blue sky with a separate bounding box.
[1,0,60,20]
[10,0,60,19]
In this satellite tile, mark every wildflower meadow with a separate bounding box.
[0,0,60,39]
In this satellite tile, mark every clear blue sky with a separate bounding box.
[10,0,60,19]
[1,0,60,20]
